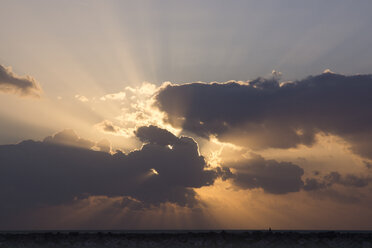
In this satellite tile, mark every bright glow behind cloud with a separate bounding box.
[92,82,181,140]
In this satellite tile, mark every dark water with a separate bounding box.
[1,230,372,247]
[2,229,372,233]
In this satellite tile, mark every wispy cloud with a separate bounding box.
[75,94,89,102]
[100,91,126,101]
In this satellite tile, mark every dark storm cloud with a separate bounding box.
[0,64,42,97]
[364,161,372,169]
[135,125,178,146]
[225,154,305,194]
[324,172,370,188]
[223,154,371,195]
[303,178,326,191]
[0,126,218,225]
[304,171,371,191]
[155,72,372,158]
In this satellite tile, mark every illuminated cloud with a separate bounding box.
[100,91,126,101]
[0,126,219,227]
[323,69,335,74]
[96,120,120,133]
[155,72,372,159]
[0,64,42,97]
[75,94,89,102]
[120,83,175,127]
[96,138,111,153]
[271,69,282,79]
[94,120,131,137]
[92,82,180,141]
[43,129,94,149]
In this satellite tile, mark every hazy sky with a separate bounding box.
[1,0,372,230]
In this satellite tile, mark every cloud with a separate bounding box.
[155,72,372,159]
[94,120,128,136]
[222,153,370,195]
[1,126,370,228]
[97,120,119,133]
[94,120,136,137]
[304,171,371,191]
[0,126,219,226]
[303,178,326,191]
[109,82,180,135]
[75,94,89,102]
[225,154,305,194]
[364,161,372,169]
[100,91,126,101]
[135,125,178,146]
[43,129,95,149]
[324,172,370,188]
[0,64,42,97]
[96,139,111,153]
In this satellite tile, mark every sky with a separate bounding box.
[1,0,372,230]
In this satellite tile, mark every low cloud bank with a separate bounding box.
[1,125,370,228]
